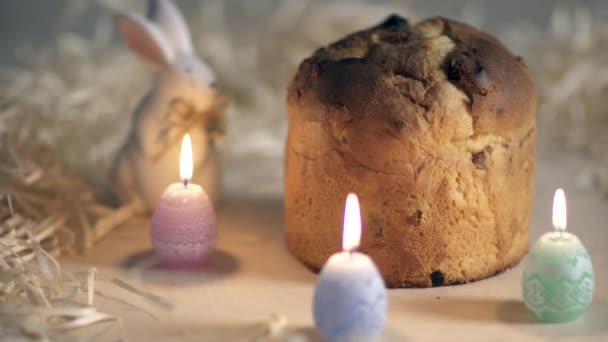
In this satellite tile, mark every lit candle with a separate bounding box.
[313,193,387,341]
[522,188,594,322]
[150,134,218,268]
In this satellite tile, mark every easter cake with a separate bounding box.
[284,15,537,287]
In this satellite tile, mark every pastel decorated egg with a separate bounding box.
[150,183,217,268]
[522,231,594,322]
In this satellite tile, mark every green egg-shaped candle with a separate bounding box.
[522,189,594,322]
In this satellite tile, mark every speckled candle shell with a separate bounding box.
[151,183,218,268]
[313,252,387,341]
[522,232,594,322]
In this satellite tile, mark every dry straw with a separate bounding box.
[0,191,173,340]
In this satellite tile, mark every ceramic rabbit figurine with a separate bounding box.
[112,0,226,210]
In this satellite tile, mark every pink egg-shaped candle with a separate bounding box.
[150,134,217,268]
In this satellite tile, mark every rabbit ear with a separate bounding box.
[116,13,175,67]
[147,0,193,54]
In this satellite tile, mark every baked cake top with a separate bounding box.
[288,15,537,136]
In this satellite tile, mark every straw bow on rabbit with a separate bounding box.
[112,0,226,209]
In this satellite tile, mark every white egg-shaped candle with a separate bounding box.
[150,134,218,268]
[313,194,387,341]
[522,189,594,322]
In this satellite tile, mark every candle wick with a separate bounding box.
[183,178,189,188]
[553,225,565,239]
[348,248,357,259]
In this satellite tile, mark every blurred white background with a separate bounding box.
[1,0,607,64]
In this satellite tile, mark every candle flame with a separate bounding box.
[180,134,193,183]
[342,193,362,252]
[552,188,567,231]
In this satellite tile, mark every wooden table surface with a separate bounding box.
[64,142,608,342]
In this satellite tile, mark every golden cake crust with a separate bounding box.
[284,16,537,287]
